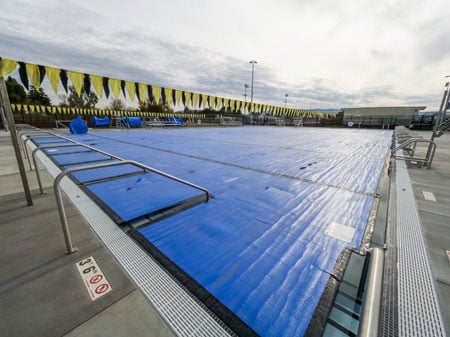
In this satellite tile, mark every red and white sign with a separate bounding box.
[76,256,112,301]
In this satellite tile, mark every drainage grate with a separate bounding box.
[395,159,446,337]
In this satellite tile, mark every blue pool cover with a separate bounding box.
[65,127,392,337]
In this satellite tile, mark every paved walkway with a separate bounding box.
[405,131,450,332]
[0,131,175,337]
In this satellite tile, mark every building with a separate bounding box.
[342,106,426,128]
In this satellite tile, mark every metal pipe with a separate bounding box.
[32,139,127,193]
[54,160,211,254]
[32,144,83,194]
[358,247,384,337]
[0,78,33,205]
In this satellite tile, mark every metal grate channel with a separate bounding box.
[395,159,446,337]
[33,143,235,337]
[379,180,398,337]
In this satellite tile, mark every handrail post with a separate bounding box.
[358,247,384,337]
[54,173,78,254]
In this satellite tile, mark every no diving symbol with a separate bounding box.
[95,283,109,295]
[89,274,103,284]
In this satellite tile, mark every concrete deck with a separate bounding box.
[0,131,175,337]
[405,131,450,332]
[1,128,450,337]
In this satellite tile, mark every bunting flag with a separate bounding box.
[25,63,41,90]
[0,58,17,78]
[164,87,173,105]
[109,78,121,99]
[45,66,60,94]
[138,83,147,102]
[152,85,161,104]
[184,91,191,107]
[125,81,136,101]
[67,71,84,96]
[0,56,325,119]
[192,93,199,109]
[175,90,182,106]
[91,74,103,98]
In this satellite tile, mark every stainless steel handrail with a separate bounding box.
[393,138,436,168]
[22,132,72,169]
[358,247,385,337]
[32,141,126,193]
[54,160,211,254]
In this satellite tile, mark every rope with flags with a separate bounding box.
[0,56,328,118]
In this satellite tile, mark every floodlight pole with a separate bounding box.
[0,77,33,205]
[285,93,288,108]
[249,60,257,105]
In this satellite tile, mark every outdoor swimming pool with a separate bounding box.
[59,126,392,337]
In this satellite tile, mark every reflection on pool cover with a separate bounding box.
[68,127,392,337]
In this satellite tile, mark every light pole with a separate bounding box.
[284,93,288,107]
[244,83,249,102]
[249,60,257,104]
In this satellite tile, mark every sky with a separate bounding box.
[0,0,449,110]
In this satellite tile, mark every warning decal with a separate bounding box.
[76,256,112,301]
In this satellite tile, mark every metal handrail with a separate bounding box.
[23,131,92,170]
[358,247,385,337]
[32,141,126,193]
[393,138,436,168]
[54,160,211,254]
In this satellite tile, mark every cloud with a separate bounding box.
[0,0,448,110]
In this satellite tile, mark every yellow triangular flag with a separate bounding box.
[45,66,60,94]
[152,85,161,104]
[192,93,199,108]
[90,75,103,98]
[175,90,182,106]
[109,78,121,99]
[0,58,17,78]
[67,71,84,97]
[126,81,136,102]
[138,83,147,101]
[184,92,192,107]
[164,87,172,105]
[26,63,41,90]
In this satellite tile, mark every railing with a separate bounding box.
[393,138,436,168]
[31,142,125,194]
[53,160,211,254]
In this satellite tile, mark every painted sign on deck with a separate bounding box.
[422,191,437,202]
[76,256,112,301]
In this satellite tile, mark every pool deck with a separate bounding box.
[0,128,449,336]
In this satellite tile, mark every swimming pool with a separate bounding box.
[62,126,392,337]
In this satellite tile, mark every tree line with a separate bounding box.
[5,76,173,113]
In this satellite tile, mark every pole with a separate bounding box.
[249,60,257,104]
[432,80,449,141]
[0,77,33,205]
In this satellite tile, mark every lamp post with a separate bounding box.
[249,60,257,104]
[284,93,288,107]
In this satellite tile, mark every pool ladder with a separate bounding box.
[393,137,436,168]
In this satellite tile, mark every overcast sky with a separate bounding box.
[1,0,449,110]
